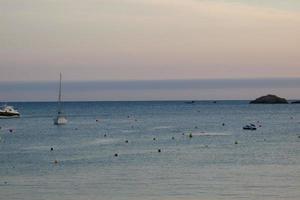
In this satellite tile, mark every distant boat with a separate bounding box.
[243,124,256,130]
[54,73,67,125]
[0,105,20,118]
[184,101,195,104]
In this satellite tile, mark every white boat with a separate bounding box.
[54,73,67,125]
[0,105,20,117]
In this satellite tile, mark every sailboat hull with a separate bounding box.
[54,116,68,125]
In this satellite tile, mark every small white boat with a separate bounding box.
[54,73,67,125]
[0,105,20,117]
[54,114,68,125]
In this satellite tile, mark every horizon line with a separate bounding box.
[2,99,300,103]
[1,77,300,83]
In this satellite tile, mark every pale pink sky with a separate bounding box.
[1,0,300,81]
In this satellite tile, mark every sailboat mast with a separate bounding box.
[58,73,62,114]
[59,73,62,103]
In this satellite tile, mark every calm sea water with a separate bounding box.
[0,101,299,200]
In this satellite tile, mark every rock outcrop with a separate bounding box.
[250,94,288,104]
[291,101,300,104]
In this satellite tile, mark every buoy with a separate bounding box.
[235,141,238,144]
[114,153,118,157]
[153,137,156,141]
[104,134,107,137]
[189,133,193,138]
[50,147,54,151]
[125,140,129,143]
[222,123,225,126]
[96,119,98,122]
[54,160,58,164]
[172,137,175,140]
[9,129,13,133]
[158,149,161,153]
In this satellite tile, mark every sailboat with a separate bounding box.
[54,73,67,125]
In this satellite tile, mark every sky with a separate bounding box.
[0,78,299,101]
[0,0,299,100]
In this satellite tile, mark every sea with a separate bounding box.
[0,101,299,200]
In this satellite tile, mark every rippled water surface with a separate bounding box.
[0,101,299,200]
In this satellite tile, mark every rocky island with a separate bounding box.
[250,94,288,104]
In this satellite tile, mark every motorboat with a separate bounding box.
[0,105,20,117]
[243,123,257,130]
[54,73,68,125]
